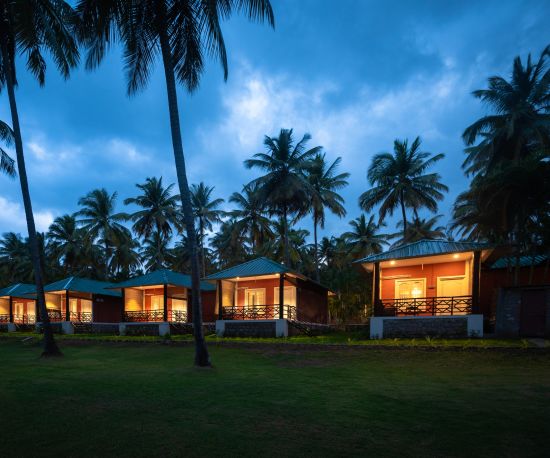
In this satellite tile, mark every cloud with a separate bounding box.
[196,60,479,237]
[0,197,54,234]
[201,61,470,163]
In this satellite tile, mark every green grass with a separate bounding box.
[2,330,545,348]
[1,340,549,457]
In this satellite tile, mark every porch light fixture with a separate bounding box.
[453,254,460,259]
[390,260,396,265]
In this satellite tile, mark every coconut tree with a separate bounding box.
[262,218,310,268]
[109,227,142,280]
[76,189,127,278]
[76,0,274,367]
[0,0,79,356]
[47,214,87,276]
[124,177,181,239]
[0,120,15,177]
[302,153,349,281]
[229,182,273,253]
[462,45,550,176]
[392,215,446,247]
[211,219,249,269]
[342,214,388,260]
[245,129,321,266]
[0,232,29,283]
[141,230,172,272]
[190,182,225,276]
[359,137,448,238]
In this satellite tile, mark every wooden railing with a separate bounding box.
[124,310,189,323]
[13,314,36,324]
[70,311,92,323]
[47,310,64,322]
[167,310,188,323]
[221,304,296,321]
[375,296,473,316]
[124,310,164,322]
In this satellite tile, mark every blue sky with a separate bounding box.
[0,0,549,243]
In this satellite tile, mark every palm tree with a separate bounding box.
[109,227,142,280]
[245,129,321,266]
[76,189,127,279]
[262,218,310,268]
[0,121,15,177]
[451,183,502,241]
[124,177,180,239]
[76,0,274,367]
[0,0,78,356]
[392,215,446,247]
[462,45,550,176]
[190,182,225,276]
[141,230,172,272]
[211,219,249,269]
[229,182,273,253]
[359,137,448,238]
[343,214,388,259]
[47,214,87,276]
[302,153,349,281]
[0,232,30,284]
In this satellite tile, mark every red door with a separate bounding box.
[520,290,547,337]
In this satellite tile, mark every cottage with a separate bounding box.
[357,240,491,338]
[40,277,122,323]
[205,257,330,337]
[110,269,217,324]
[0,283,36,325]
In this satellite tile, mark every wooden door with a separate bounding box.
[520,289,547,337]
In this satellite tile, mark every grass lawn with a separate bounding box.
[1,340,549,457]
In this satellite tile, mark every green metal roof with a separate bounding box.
[110,269,215,291]
[44,277,121,297]
[205,257,290,280]
[356,239,489,264]
[490,254,548,270]
[0,283,36,298]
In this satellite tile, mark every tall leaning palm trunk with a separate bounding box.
[0,40,60,356]
[157,9,208,366]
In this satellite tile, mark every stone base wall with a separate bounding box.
[224,321,276,338]
[384,317,468,338]
[216,319,288,337]
[370,315,483,339]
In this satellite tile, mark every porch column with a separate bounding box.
[279,274,285,319]
[120,289,126,322]
[217,280,223,320]
[9,296,13,323]
[372,262,381,316]
[471,251,481,314]
[163,284,168,322]
[65,290,70,321]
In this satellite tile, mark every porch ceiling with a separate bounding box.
[379,252,474,269]
[219,273,297,283]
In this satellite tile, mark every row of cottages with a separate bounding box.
[0,258,330,337]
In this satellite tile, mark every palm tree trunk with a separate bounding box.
[200,221,206,278]
[158,11,210,367]
[1,39,60,357]
[104,239,109,280]
[282,205,290,266]
[313,213,319,282]
[400,191,408,238]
